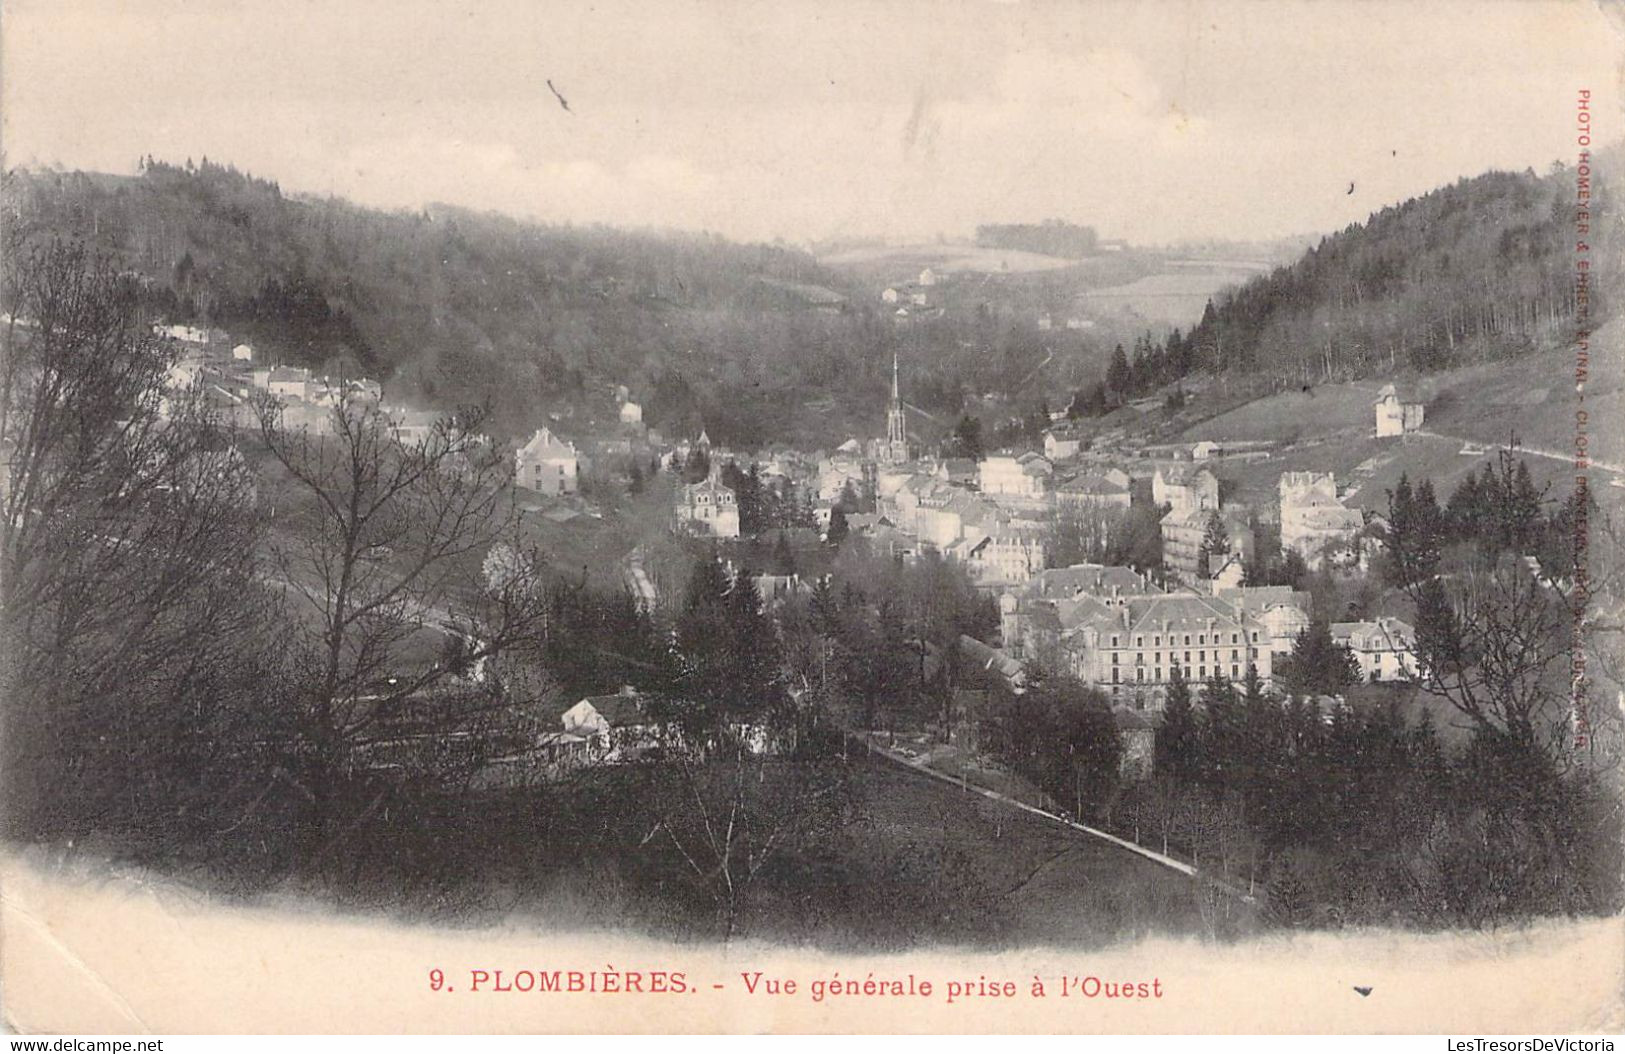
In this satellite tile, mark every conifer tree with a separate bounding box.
[826,505,849,546]
[1156,665,1200,783]
[1278,621,1364,697]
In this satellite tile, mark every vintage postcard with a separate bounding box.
[0,0,1622,1038]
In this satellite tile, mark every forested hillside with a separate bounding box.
[1184,163,1615,382]
[2,160,910,446]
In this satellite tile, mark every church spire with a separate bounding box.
[885,348,908,462]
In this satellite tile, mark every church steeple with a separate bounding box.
[885,349,909,463]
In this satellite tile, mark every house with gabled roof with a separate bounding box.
[1161,504,1253,584]
[957,634,1026,693]
[1280,471,1363,569]
[515,427,579,496]
[979,452,1052,498]
[963,524,1047,586]
[1331,617,1417,682]
[1044,427,1086,461]
[676,477,740,538]
[1373,383,1425,437]
[1055,469,1132,510]
[561,688,659,761]
[1152,465,1219,514]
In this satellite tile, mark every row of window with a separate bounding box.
[1110,630,1258,648]
[1112,648,1257,665]
[1111,663,1244,684]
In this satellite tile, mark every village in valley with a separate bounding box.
[125,265,1512,806]
[2,9,1619,958]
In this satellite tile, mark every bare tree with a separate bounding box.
[632,725,855,941]
[0,239,275,843]
[250,395,549,828]
[1386,451,1583,759]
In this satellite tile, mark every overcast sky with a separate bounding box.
[4,0,1621,247]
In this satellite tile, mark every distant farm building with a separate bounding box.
[1373,384,1425,437]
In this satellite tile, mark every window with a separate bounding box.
[1154,668,1162,682]
[1136,668,1144,682]
[1199,634,1206,645]
[1154,635,1161,646]
[1111,669,1119,684]
[1112,652,1119,665]
[1184,635,1191,645]
[1231,649,1239,661]
[1232,664,1240,678]
[1154,652,1161,664]
[1111,635,1118,647]
[1231,633,1239,644]
[1249,648,1257,659]
[1251,631,1259,642]
[1135,654,1143,666]
[1199,665,1206,677]
[1136,636,1143,647]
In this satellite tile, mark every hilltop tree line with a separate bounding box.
[3,162,889,444]
[1184,165,1612,382]
[1049,164,1614,420]
[975,220,1100,259]
[6,161,1084,453]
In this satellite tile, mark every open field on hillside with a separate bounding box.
[1181,324,1620,463]
[1421,323,1623,468]
[1175,330,1621,516]
[1210,431,1584,517]
[1076,261,1264,328]
[820,242,1084,274]
[1181,379,1416,445]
